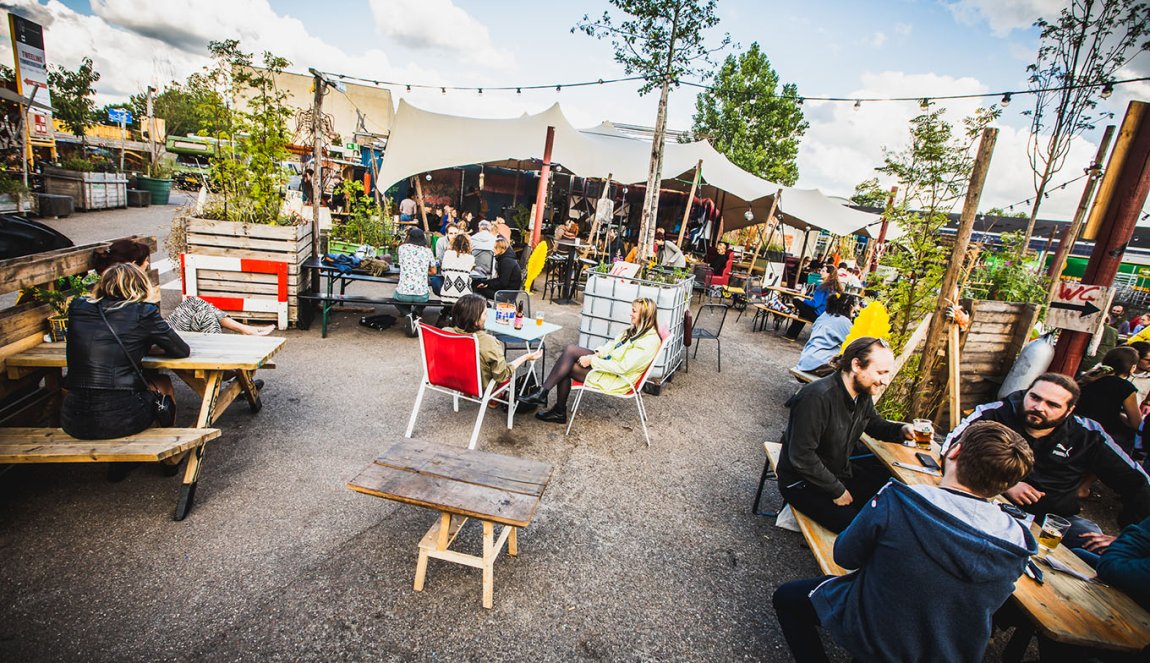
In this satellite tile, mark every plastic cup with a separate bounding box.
[1036,514,1071,558]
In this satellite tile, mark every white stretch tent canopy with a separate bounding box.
[377,100,884,237]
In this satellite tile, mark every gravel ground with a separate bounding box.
[0,200,1124,661]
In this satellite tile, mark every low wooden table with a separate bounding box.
[347,439,554,609]
[861,433,1150,654]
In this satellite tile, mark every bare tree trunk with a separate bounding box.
[638,76,672,261]
[1020,160,1054,251]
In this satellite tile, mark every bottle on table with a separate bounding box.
[514,302,524,330]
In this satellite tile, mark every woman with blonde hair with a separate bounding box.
[61,263,190,440]
[521,298,662,424]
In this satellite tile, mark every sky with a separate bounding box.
[2,0,1148,224]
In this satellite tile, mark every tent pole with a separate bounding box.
[676,159,703,248]
[530,126,556,247]
[585,174,612,258]
[414,175,430,233]
[748,190,782,278]
[868,186,898,273]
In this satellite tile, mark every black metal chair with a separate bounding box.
[691,264,714,303]
[686,303,728,373]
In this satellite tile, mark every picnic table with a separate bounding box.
[6,331,283,519]
[299,257,400,337]
[861,433,1150,655]
[347,438,553,608]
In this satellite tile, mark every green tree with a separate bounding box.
[129,74,226,139]
[689,43,807,185]
[1019,0,1150,249]
[850,178,889,208]
[197,40,293,225]
[872,103,1001,347]
[982,206,1028,218]
[576,0,729,258]
[47,57,101,137]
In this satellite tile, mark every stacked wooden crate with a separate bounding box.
[184,218,313,327]
[42,167,128,210]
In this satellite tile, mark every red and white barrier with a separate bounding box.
[181,254,289,329]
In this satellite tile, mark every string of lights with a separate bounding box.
[998,172,1093,214]
[320,69,1148,107]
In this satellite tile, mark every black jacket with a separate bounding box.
[65,297,190,391]
[479,251,523,296]
[945,390,1150,527]
[777,373,907,498]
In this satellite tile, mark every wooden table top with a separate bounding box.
[347,439,554,528]
[862,434,1150,652]
[7,332,285,372]
[767,285,804,296]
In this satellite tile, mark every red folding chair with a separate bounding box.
[709,252,736,288]
[404,323,516,449]
[564,331,669,447]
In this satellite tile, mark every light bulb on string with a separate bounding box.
[478,88,483,95]
[1000,93,1011,107]
[556,85,562,93]
[853,100,861,111]
[406,84,411,93]
[516,88,521,95]
[1101,82,1114,99]
[441,87,446,95]
[919,98,930,110]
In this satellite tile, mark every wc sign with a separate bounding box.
[1048,281,1112,333]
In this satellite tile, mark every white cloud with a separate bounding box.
[894,22,913,37]
[944,0,1066,36]
[870,32,887,48]
[368,0,513,69]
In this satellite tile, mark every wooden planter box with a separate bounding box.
[42,166,128,210]
[184,217,313,327]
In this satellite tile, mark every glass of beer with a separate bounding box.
[912,419,934,451]
[536,312,544,326]
[1037,514,1072,558]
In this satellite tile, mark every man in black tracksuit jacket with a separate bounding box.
[944,373,1150,548]
[777,337,913,533]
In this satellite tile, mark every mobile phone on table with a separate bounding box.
[915,452,940,471]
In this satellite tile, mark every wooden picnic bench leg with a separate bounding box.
[752,455,778,517]
[482,520,495,609]
[173,370,224,521]
[235,369,263,414]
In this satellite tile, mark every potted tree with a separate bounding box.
[135,157,175,205]
[169,40,312,328]
[26,273,96,342]
[328,181,397,257]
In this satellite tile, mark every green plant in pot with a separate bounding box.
[330,181,396,256]
[137,156,176,204]
[26,273,97,342]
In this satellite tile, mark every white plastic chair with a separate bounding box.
[405,323,516,449]
[564,333,669,447]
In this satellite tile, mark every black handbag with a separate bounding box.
[96,303,176,427]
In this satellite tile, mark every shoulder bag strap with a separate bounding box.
[96,301,151,387]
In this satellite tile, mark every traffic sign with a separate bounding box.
[107,107,132,124]
[1047,281,1111,333]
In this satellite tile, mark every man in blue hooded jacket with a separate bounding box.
[773,421,1037,662]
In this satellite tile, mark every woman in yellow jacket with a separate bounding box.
[521,298,662,424]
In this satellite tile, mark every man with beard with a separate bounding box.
[776,337,915,533]
[945,372,1150,548]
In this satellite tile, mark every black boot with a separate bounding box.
[519,388,549,407]
[535,406,567,424]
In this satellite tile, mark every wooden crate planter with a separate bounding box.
[578,271,693,388]
[183,217,313,327]
[42,166,128,210]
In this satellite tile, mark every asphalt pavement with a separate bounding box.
[0,198,1103,661]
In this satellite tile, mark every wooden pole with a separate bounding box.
[948,325,962,429]
[309,69,326,261]
[414,175,430,233]
[146,86,158,170]
[676,159,703,247]
[867,186,898,273]
[1042,125,1115,310]
[1050,102,1150,376]
[748,190,782,276]
[530,126,556,247]
[912,127,998,419]
[585,174,612,257]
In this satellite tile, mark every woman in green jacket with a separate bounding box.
[521,298,662,424]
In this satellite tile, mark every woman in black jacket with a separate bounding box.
[61,263,190,440]
[474,236,522,299]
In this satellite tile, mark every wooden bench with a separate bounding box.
[751,304,808,333]
[789,368,817,383]
[758,441,847,576]
[0,427,220,516]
